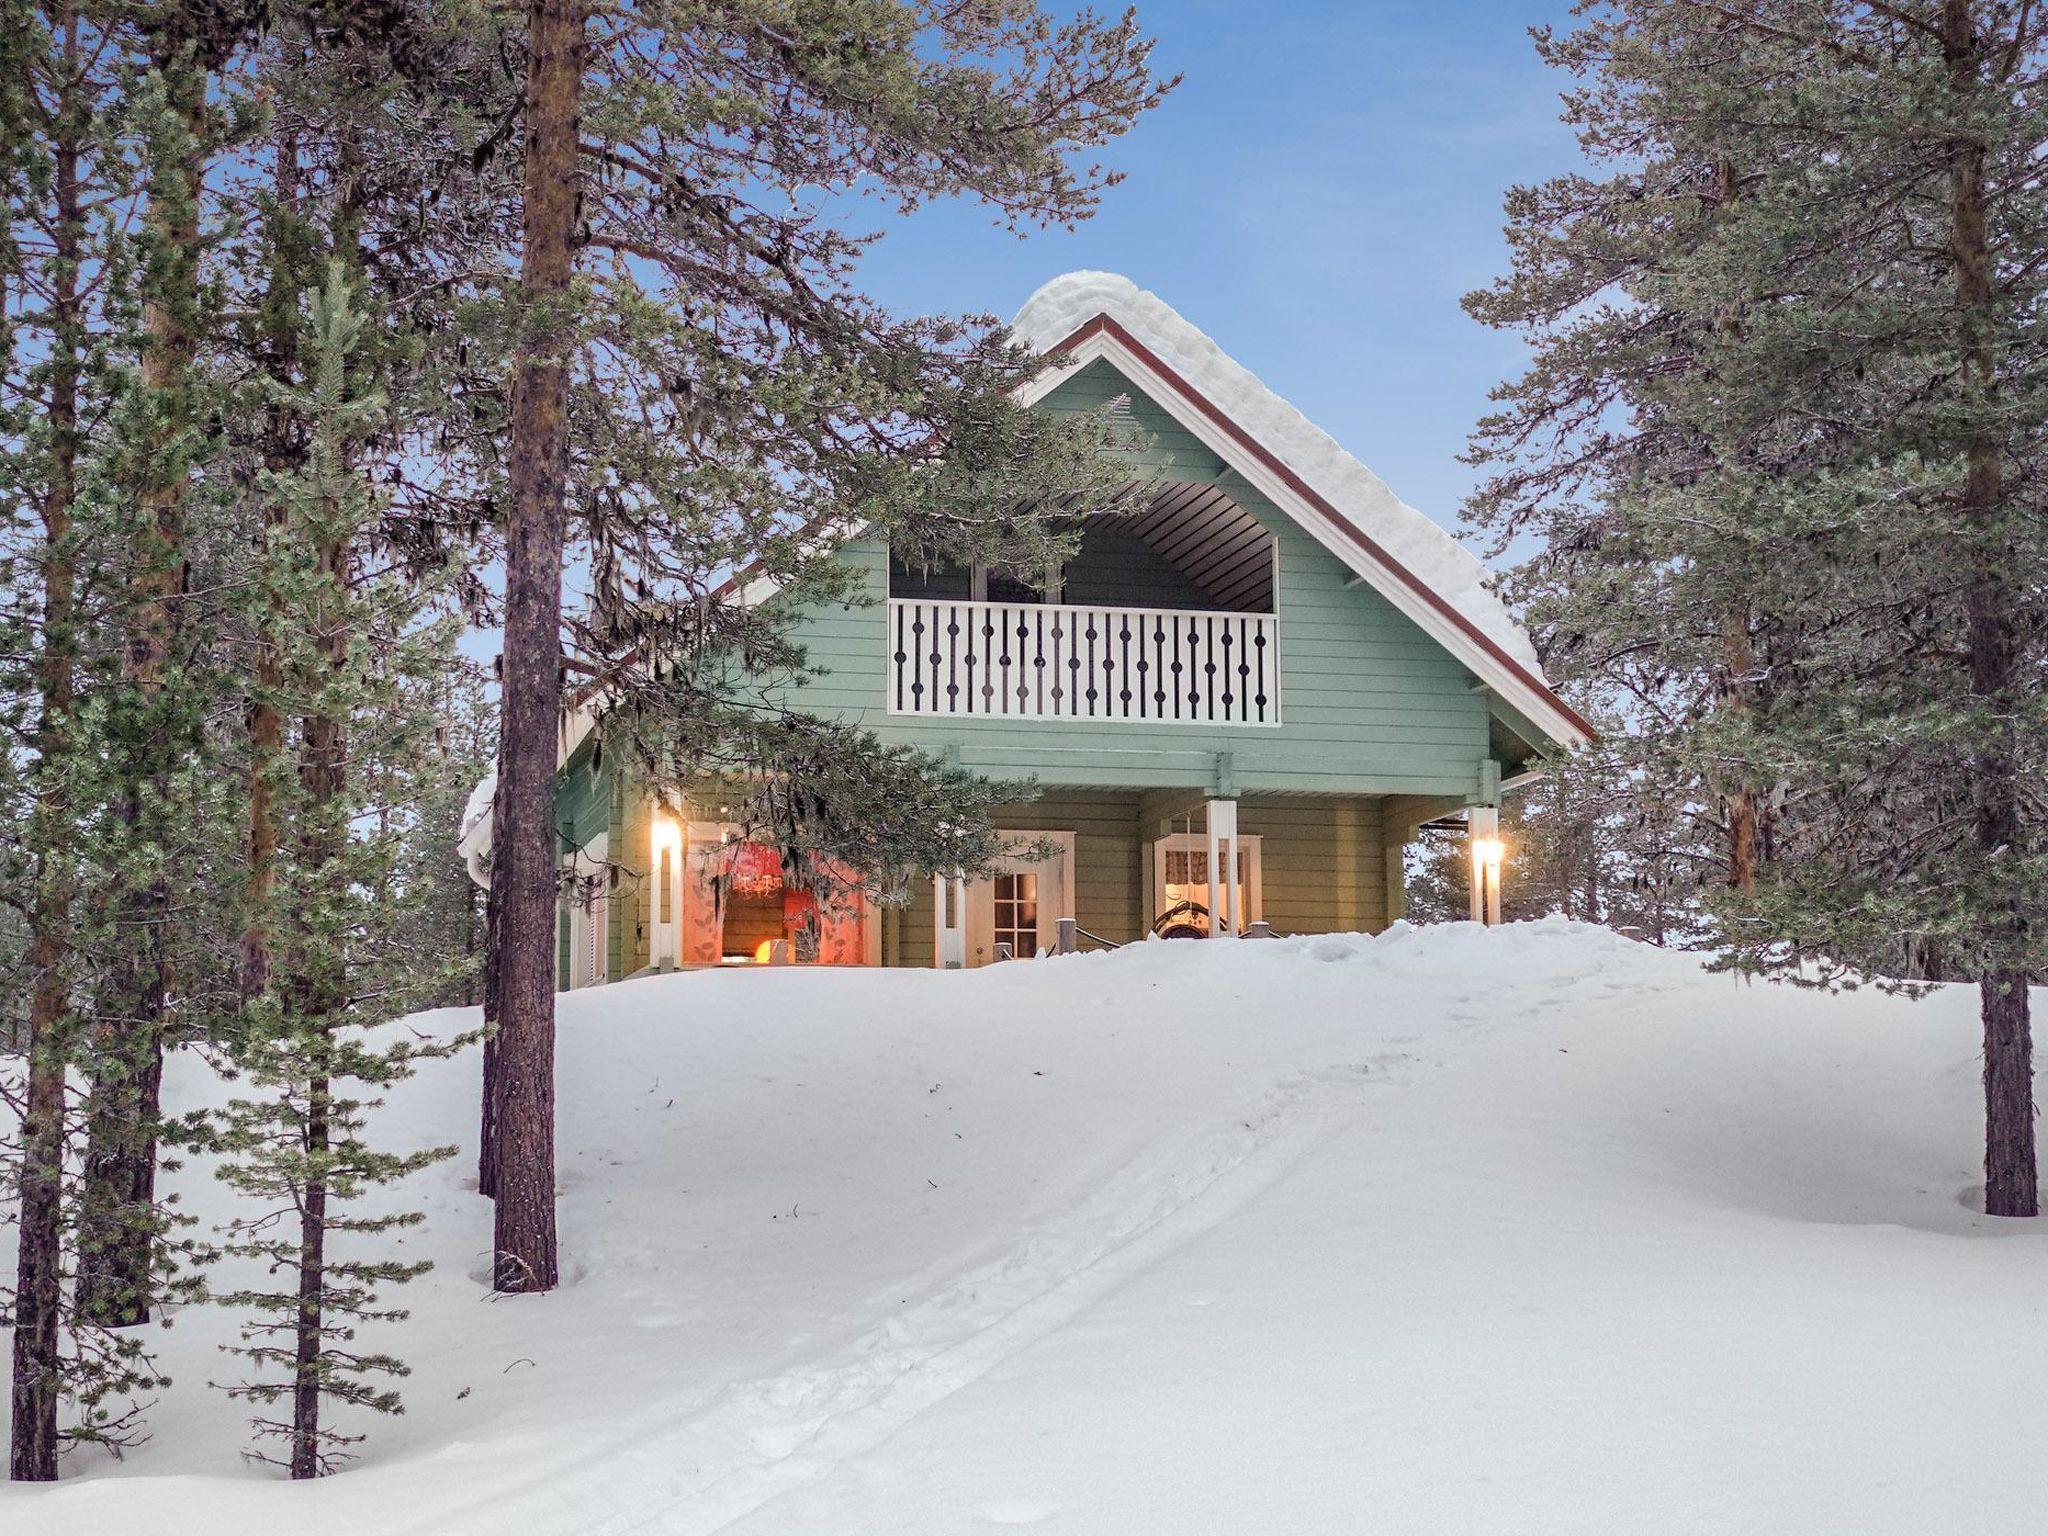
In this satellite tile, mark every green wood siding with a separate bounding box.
[1058,517,1228,611]
[879,790,1393,968]
[554,740,612,852]
[1242,797,1385,934]
[608,769,652,978]
[889,516,1242,613]
[769,357,1495,800]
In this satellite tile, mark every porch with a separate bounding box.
[882,789,1411,968]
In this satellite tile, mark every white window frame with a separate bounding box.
[938,830,1076,967]
[1151,832,1262,929]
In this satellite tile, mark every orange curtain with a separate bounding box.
[680,831,724,964]
[815,861,868,964]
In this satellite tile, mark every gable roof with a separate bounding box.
[1010,272,1592,750]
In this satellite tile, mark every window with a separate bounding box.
[993,871,1040,957]
[1153,833,1262,934]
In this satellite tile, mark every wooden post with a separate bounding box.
[935,874,968,968]
[994,941,1012,962]
[1056,917,1078,955]
[1247,920,1271,940]
[768,939,791,966]
[1205,797,1239,938]
[1468,805,1500,926]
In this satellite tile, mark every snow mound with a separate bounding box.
[1011,270,1544,677]
[12,919,2046,1536]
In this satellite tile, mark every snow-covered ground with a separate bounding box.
[9,920,2048,1534]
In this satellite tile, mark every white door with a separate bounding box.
[935,831,1075,967]
[957,831,1074,966]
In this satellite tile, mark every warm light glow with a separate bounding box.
[651,813,684,859]
[754,939,774,964]
[1472,836,1505,870]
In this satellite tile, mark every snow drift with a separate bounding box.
[7,920,2047,1535]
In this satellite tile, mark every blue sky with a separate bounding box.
[857,0,1583,543]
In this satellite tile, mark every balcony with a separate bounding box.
[887,597,1279,726]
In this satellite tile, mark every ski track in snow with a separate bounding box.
[431,1063,1387,1536]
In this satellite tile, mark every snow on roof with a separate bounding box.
[1010,272,1544,678]
[460,769,496,843]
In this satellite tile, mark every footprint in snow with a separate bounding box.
[981,1500,1056,1525]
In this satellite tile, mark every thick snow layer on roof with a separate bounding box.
[1011,271,1544,677]
[459,769,495,843]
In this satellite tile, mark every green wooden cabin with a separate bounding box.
[456,274,1592,983]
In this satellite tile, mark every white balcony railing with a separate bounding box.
[887,598,1279,726]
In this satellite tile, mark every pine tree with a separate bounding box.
[210,266,465,1478]
[1404,701,1715,946]
[4,0,188,1474]
[472,0,1175,1294]
[74,0,263,1329]
[1473,1,2048,1213]
[4,0,91,1479]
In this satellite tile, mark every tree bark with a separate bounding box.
[289,1072,330,1478]
[1710,156,1761,896]
[1944,0,2036,1219]
[11,5,83,1478]
[286,520,350,1477]
[486,0,585,1292]
[478,868,501,1197]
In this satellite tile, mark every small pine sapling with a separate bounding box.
[209,267,468,1477]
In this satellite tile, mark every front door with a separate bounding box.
[942,831,1075,967]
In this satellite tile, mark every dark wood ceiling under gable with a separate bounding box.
[1121,478,1274,613]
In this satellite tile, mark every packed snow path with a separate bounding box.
[11,921,2048,1534]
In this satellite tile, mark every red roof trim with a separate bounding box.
[1043,314,1597,745]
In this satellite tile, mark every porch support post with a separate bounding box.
[1468,805,1501,927]
[1206,797,1240,939]
[935,873,968,969]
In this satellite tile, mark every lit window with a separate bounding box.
[1154,834,1262,933]
[993,871,1040,957]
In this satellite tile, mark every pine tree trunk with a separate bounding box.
[10,15,83,1476]
[77,25,208,1328]
[76,1044,165,1327]
[486,0,584,1292]
[281,484,357,1474]
[1944,0,2037,1219]
[290,1069,330,1479]
[242,124,302,999]
[1710,157,1761,897]
[478,870,501,1198]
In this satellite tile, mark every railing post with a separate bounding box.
[994,941,1012,963]
[1247,920,1271,940]
[1056,916,1078,955]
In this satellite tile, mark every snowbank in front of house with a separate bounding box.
[8,919,2048,1536]
[1011,270,1544,677]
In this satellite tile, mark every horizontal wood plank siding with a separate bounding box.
[769,358,1493,800]
[879,791,1390,967]
[883,791,1144,967]
[1240,797,1385,935]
